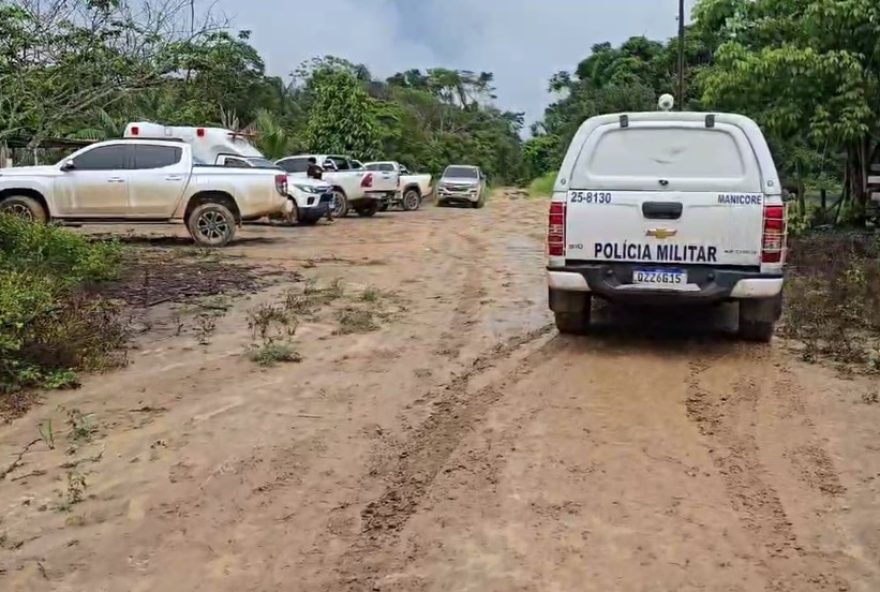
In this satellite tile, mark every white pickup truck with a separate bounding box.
[124,123,333,225]
[364,161,432,211]
[547,108,786,341]
[275,154,398,218]
[0,138,290,246]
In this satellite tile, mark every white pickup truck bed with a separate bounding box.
[365,161,432,211]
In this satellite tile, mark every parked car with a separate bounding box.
[436,165,487,208]
[0,138,290,246]
[364,161,432,211]
[275,154,398,218]
[546,109,786,341]
[124,123,332,225]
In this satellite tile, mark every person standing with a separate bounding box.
[306,157,334,223]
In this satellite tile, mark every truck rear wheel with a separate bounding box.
[554,310,592,335]
[739,320,775,342]
[187,202,237,247]
[0,195,47,223]
[738,296,781,342]
[402,188,421,211]
[355,201,380,217]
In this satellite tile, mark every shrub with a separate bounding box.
[0,217,125,395]
[528,171,557,198]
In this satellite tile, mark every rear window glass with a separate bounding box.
[366,163,394,172]
[584,128,746,180]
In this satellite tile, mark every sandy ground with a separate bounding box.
[1,195,879,592]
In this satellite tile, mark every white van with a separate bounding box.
[124,123,331,224]
[547,111,786,341]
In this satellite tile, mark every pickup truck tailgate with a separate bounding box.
[366,169,399,193]
[565,189,764,267]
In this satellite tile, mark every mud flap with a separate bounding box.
[740,294,783,324]
[549,288,590,313]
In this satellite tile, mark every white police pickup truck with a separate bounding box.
[547,108,786,341]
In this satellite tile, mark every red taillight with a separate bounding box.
[762,205,786,264]
[548,201,566,257]
[130,126,139,136]
[360,173,373,188]
[197,128,206,138]
[274,174,288,195]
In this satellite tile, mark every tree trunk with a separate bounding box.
[847,142,868,226]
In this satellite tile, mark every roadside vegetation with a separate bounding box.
[783,234,880,372]
[528,171,557,199]
[0,216,126,401]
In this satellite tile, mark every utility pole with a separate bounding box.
[677,0,686,110]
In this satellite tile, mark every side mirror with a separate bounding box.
[61,160,75,171]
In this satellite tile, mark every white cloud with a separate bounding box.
[219,0,698,124]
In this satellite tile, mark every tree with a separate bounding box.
[0,0,225,144]
[301,65,381,159]
[693,0,880,221]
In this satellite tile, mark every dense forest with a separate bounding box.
[2,0,879,221]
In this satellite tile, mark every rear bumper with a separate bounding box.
[547,263,783,304]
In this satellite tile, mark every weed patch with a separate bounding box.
[247,343,302,367]
[335,308,379,335]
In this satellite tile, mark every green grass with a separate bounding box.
[528,171,557,198]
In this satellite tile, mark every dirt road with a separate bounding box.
[1,196,879,591]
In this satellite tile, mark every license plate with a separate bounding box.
[633,269,687,289]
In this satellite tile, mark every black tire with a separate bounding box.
[739,321,775,343]
[472,196,485,209]
[739,295,780,342]
[355,201,380,218]
[554,310,592,335]
[187,202,237,247]
[331,189,349,218]
[402,188,421,211]
[0,195,47,223]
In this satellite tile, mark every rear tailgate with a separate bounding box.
[565,120,765,268]
[366,169,399,193]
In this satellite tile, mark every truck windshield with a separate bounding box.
[443,166,478,179]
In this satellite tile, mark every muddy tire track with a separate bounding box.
[685,348,850,591]
[435,232,488,360]
[334,324,556,590]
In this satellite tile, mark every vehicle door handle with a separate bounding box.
[165,175,183,181]
[107,177,125,183]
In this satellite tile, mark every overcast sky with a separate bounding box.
[217,0,698,125]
